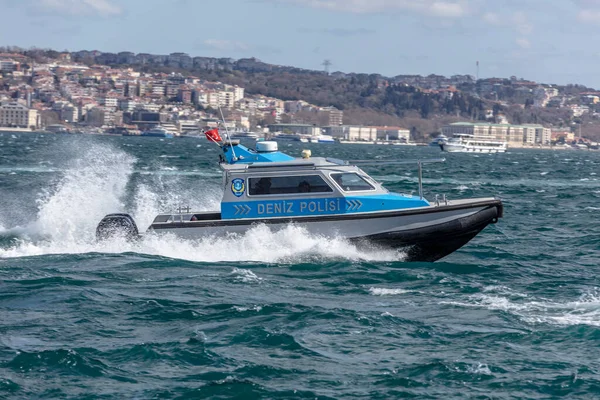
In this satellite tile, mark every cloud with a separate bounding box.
[482,12,501,25]
[37,0,121,16]
[512,11,533,35]
[275,0,470,17]
[299,27,376,36]
[515,37,531,49]
[578,8,600,23]
[572,0,600,23]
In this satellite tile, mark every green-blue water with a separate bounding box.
[1,132,599,399]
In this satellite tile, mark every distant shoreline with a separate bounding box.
[0,129,597,151]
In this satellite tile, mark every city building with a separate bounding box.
[100,95,118,109]
[322,125,377,141]
[268,123,320,136]
[375,126,410,142]
[119,99,138,112]
[177,89,192,104]
[218,91,236,109]
[62,105,79,123]
[319,107,343,126]
[0,59,20,72]
[178,120,200,133]
[0,102,38,128]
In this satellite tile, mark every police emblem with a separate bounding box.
[231,178,245,197]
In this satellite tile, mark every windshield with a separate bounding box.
[330,173,375,192]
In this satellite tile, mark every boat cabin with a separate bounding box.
[151,141,431,225]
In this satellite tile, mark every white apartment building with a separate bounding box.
[136,103,161,112]
[569,105,589,117]
[100,96,118,109]
[218,91,236,109]
[0,102,38,128]
[0,60,20,72]
[323,125,377,141]
[376,127,410,142]
[268,123,321,136]
[205,92,220,108]
[151,84,166,96]
[119,99,138,112]
[233,86,245,102]
[178,120,200,133]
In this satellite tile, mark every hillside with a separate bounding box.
[5,46,600,140]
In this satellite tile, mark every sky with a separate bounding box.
[1,0,600,87]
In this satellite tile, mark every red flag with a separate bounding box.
[204,128,222,142]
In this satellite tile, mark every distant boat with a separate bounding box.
[141,126,175,138]
[441,134,507,153]
[45,124,70,134]
[310,135,335,143]
[429,134,448,147]
[106,126,139,136]
[273,133,302,142]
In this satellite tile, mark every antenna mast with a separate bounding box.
[218,105,237,161]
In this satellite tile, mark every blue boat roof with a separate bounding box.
[221,142,295,164]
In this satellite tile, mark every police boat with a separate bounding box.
[96,129,503,262]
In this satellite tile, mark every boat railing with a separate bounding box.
[326,158,446,199]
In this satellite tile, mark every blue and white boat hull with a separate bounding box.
[145,198,501,262]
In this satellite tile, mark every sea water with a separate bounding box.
[1,133,600,398]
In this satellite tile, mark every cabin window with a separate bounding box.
[248,175,333,195]
[330,173,375,191]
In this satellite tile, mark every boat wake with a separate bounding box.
[0,143,403,263]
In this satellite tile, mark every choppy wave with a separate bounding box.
[441,288,600,327]
[2,134,600,399]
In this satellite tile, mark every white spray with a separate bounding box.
[0,143,404,263]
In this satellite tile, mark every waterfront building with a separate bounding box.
[322,125,377,141]
[375,126,410,142]
[62,105,79,123]
[85,107,108,126]
[268,123,321,136]
[178,120,200,133]
[0,102,38,128]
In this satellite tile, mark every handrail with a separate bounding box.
[325,157,446,199]
[337,158,446,166]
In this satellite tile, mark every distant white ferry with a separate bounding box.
[309,135,336,143]
[141,126,175,138]
[441,134,507,153]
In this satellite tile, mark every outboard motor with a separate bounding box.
[96,213,139,241]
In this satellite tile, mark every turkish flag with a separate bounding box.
[204,128,222,142]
